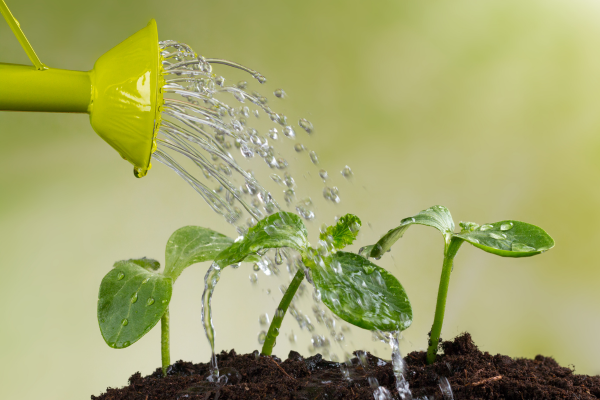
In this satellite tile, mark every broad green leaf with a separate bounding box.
[455,220,555,257]
[319,214,361,250]
[309,251,412,332]
[215,212,309,267]
[98,261,172,349]
[129,257,160,272]
[163,226,234,280]
[368,205,454,259]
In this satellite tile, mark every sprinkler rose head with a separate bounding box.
[1,0,163,177]
[89,20,163,178]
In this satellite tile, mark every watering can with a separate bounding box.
[0,0,163,177]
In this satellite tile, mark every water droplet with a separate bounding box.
[142,277,150,284]
[122,319,129,326]
[254,74,267,84]
[299,118,313,133]
[294,143,305,152]
[469,238,480,244]
[283,126,295,138]
[274,89,286,98]
[296,206,315,220]
[117,272,125,280]
[215,76,225,86]
[341,166,353,178]
[480,224,493,231]
[162,299,168,304]
[489,232,506,240]
[258,331,267,344]
[147,297,155,306]
[500,222,513,231]
[319,169,328,180]
[275,249,284,265]
[249,273,258,284]
[259,314,270,326]
[511,242,536,252]
[131,293,138,303]
[237,81,247,89]
[123,341,130,347]
[268,128,278,140]
[309,151,319,164]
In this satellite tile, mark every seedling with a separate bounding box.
[97,211,413,376]
[360,205,554,364]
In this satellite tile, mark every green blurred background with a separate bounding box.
[2,0,600,398]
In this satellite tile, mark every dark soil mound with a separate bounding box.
[92,333,600,399]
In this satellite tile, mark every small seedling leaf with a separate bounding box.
[368,205,455,259]
[309,251,412,332]
[129,257,160,272]
[98,261,172,349]
[163,226,234,280]
[319,214,362,250]
[455,220,555,257]
[215,212,309,267]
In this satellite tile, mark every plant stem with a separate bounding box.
[426,237,463,364]
[161,308,170,376]
[261,268,305,355]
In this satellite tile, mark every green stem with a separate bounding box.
[426,237,463,364]
[261,268,305,355]
[161,308,170,376]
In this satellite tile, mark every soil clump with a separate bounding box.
[93,333,600,399]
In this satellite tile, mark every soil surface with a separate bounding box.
[93,333,600,399]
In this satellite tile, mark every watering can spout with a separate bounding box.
[1,0,163,177]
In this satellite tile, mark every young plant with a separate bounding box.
[205,212,413,357]
[97,226,246,375]
[360,205,554,364]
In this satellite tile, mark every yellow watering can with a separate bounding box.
[0,0,163,177]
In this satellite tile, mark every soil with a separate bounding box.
[92,333,600,400]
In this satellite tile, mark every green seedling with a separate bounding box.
[205,212,412,357]
[360,205,554,364]
[97,211,413,376]
[97,226,246,375]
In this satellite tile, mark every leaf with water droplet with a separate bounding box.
[214,212,309,267]
[367,205,455,259]
[128,257,160,272]
[163,226,235,281]
[455,220,554,257]
[319,214,362,251]
[309,252,412,332]
[98,261,172,349]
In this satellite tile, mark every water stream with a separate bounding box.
[155,40,413,398]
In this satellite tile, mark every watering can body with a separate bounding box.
[0,1,163,177]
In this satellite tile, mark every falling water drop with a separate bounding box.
[294,143,305,152]
[341,165,353,178]
[319,169,328,180]
[274,89,286,98]
[258,331,267,344]
[309,151,319,164]
[299,118,314,133]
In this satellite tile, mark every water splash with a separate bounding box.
[201,262,222,381]
[155,40,325,235]
[156,40,410,397]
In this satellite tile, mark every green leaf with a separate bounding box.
[98,261,172,349]
[319,214,361,250]
[129,257,160,272]
[455,220,555,257]
[215,212,309,267]
[309,251,412,332]
[368,205,454,259]
[163,226,234,280]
